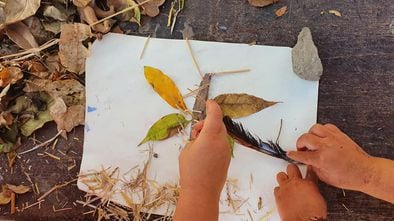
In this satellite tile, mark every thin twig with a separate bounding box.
[22,200,45,211]
[275,119,283,144]
[213,68,251,75]
[91,0,153,26]
[139,36,151,60]
[44,152,61,161]
[37,178,77,201]
[0,39,60,60]
[186,39,203,78]
[18,130,63,155]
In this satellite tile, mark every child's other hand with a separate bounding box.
[179,100,231,199]
[274,164,327,221]
[287,124,374,191]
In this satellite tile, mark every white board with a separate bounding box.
[78,33,319,221]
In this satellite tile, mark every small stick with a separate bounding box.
[186,39,203,78]
[44,152,61,161]
[213,68,251,75]
[37,179,77,201]
[53,207,72,212]
[22,200,45,211]
[139,36,151,60]
[0,39,60,60]
[18,130,63,155]
[90,0,153,26]
[10,192,16,214]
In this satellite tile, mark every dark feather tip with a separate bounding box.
[223,116,297,163]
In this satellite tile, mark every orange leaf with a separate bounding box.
[144,66,187,110]
[275,6,288,17]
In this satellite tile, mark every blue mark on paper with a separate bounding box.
[87,106,97,113]
[85,124,91,132]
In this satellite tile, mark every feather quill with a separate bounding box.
[223,116,297,163]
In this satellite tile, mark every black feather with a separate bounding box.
[223,116,297,163]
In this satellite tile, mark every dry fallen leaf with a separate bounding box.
[144,66,187,110]
[49,98,85,134]
[139,113,189,146]
[137,0,165,17]
[248,0,279,8]
[20,109,52,136]
[5,22,39,50]
[275,6,288,17]
[0,67,23,87]
[328,9,342,17]
[214,93,279,119]
[6,184,30,194]
[0,187,11,205]
[59,23,92,74]
[3,0,41,25]
[43,5,70,21]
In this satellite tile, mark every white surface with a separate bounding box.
[78,33,319,221]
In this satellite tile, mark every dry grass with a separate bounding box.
[78,148,179,221]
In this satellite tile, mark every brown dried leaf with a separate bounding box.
[214,93,279,119]
[5,22,39,50]
[22,60,49,78]
[275,6,288,17]
[4,0,41,25]
[49,98,85,133]
[137,0,165,17]
[42,21,63,35]
[6,184,30,194]
[248,0,279,8]
[73,0,92,8]
[24,79,85,106]
[43,5,69,21]
[0,67,23,87]
[59,23,91,74]
[78,6,111,33]
[0,112,14,126]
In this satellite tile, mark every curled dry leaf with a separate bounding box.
[0,187,11,205]
[214,93,279,119]
[73,0,92,8]
[59,23,92,74]
[3,0,41,25]
[0,67,23,87]
[5,22,39,50]
[248,0,279,8]
[78,6,111,33]
[6,184,30,194]
[144,66,187,110]
[139,113,189,146]
[137,0,165,17]
[275,6,288,17]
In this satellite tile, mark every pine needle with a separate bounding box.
[213,68,251,75]
[186,39,203,78]
[139,36,151,60]
[18,130,63,155]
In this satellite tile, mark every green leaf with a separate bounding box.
[20,110,52,136]
[139,113,189,146]
[0,142,14,153]
[127,0,141,25]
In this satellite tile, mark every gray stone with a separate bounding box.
[292,27,323,81]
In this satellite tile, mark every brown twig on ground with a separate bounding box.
[0,39,60,60]
[37,178,78,201]
[10,192,16,214]
[18,130,63,155]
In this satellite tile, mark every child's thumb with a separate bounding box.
[201,100,224,134]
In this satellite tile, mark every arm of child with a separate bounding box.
[173,100,231,221]
[287,123,394,203]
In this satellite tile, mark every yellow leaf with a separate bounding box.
[214,93,279,119]
[144,66,187,110]
[328,9,342,17]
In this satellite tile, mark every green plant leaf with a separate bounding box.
[214,93,280,119]
[20,110,53,136]
[139,113,189,146]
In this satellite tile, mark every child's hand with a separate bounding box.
[287,124,374,191]
[179,100,231,199]
[274,164,327,221]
